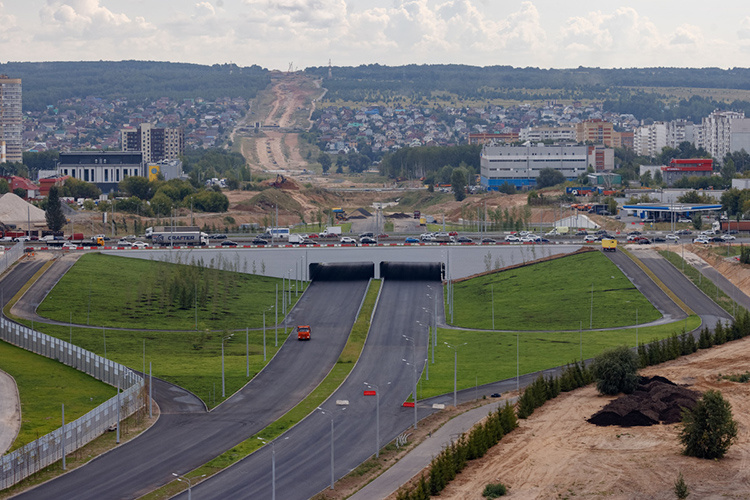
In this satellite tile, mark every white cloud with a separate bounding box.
[738,17,750,40]
[670,25,703,47]
[37,0,154,41]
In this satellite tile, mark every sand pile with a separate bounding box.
[588,376,700,427]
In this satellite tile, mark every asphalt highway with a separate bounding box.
[181,279,439,500]
[13,277,370,499]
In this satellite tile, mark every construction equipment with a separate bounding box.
[297,325,311,341]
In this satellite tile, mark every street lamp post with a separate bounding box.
[364,381,389,458]
[444,342,467,407]
[257,437,287,500]
[402,335,418,429]
[221,333,234,398]
[317,407,344,490]
[172,473,206,500]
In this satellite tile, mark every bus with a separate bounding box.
[267,227,290,240]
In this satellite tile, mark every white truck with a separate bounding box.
[319,226,342,237]
[149,227,208,246]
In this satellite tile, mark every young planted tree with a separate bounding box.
[679,390,737,459]
[591,345,640,395]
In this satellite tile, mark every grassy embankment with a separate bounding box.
[413,251,700,400]
[13,253,304,408]
[142,279,382,500]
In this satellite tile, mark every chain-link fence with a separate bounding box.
[0,242,24,276]
[0,317,145,489]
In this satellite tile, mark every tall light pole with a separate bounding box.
[172,472,205,500]
[257,437,287,500]
[221,333,234,398]
[364,381,389,458]
[402,335,418,429]
[317,407,345,490]
[444,341,467,408]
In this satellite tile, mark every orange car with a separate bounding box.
[297,325,311,341]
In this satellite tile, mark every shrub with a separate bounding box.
[674,472,689,499]
[680,390,737,459]
[483,482,508,498]
[591,345,640,395]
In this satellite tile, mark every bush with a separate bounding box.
[591,345,639,395]
[483,482,507,498]
[680,390,737,459]
[674,472,689,499]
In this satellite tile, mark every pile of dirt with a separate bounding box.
[588,376,700,427]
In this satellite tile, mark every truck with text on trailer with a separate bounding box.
[149,227,208,246]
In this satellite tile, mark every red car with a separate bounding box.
[448,231,458,236]
[307,233,319,238]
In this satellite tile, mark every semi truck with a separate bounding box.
[150,228,208,246]
[713,220,750,232]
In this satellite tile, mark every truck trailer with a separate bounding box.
[713,220,750,232]
[151,229,208,246]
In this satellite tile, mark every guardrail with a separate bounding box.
[0,317,145,490]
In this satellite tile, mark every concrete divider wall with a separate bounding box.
[0,317,144,490]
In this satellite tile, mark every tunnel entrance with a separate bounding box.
[309,262,375,281]
[380,262,443,281]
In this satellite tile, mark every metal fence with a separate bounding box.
[0,316,145,490]
[0,242,24,276]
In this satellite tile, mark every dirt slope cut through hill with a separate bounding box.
[432,337,750,500]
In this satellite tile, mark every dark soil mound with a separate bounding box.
[588,376,700,427]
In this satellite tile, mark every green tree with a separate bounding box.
[451,168,467,201]
[721,158,737,182]
[318,154,332,173]
[13,188,27,199]
[45,186,67,231]
[536,168,565,188]
[0,178,9,194]
[692,214,703,231]
[591,345,640,395]
[63,177,101,199]
[679,390,737,459]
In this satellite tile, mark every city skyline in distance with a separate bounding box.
[0,0,748,72]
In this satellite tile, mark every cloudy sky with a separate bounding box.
[1,0,748,70]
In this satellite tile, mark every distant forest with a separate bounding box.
[0,61,271,111]
[305,64,750,122]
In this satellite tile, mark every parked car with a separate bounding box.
[221,240,238,246]
[340,236,357,245]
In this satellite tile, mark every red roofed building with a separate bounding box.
[661,158,713,186]
[38,176,68,197]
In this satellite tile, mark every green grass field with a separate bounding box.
[0,340,114,451]
[36,253,304,331]
[448,252,661,331]
[416,316,701,400]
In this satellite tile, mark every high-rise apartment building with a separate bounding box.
[575,119,624,148]
[121,123,184,163]
[0,76,22,163]
[700,110,750,163]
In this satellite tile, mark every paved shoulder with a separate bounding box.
[0,369,21,456]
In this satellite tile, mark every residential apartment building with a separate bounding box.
[666,119,696,148]
[633,122,667,157]
[0,76,22,163]
[121,123,184,163]
[518,125,576,143]
[700,110,750,163]
[480,144,591,189]
[575,119,624,148]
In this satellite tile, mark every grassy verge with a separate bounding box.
[0,340,115,452]
[35,253,304,331]
[659,250,747,317]
[447,252,660,330]
[417,316,701,400]
[140,279,382,500]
